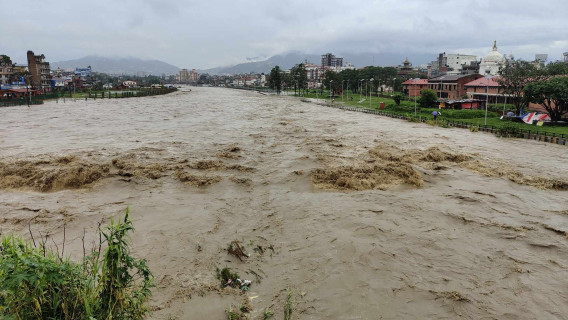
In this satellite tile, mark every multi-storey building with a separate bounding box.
[0,55,13,86]
[179,68,199,82]
[427,74,483,100]
[402,78,428,97]
[179,69,190,82]
[321,53,343,68]
[27,50,51,89]
[75,66,92,79]
[189,69,199,81]
[429,53,478,77]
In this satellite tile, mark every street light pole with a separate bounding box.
[413,78,419,116]
[393,77,397,93]
[485,76,491,126]
[346,79,349,101]
[330,80,333,103]
[342,80,345,102]
[369,78,374,108]
[26,75,30,108]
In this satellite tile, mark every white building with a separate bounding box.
[479,41,507,76]
[446,54,478,74]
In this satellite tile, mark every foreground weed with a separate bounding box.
[284,288,294,320]
[263,307,274,320]
[226,304,246,320]
[0,207,153,320]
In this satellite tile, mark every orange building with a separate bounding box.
[427,74,483,100]
[402,78,428,97]
[464,76,548,113]
[464,76,503,104]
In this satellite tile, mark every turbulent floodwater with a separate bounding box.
[1,87,568,319]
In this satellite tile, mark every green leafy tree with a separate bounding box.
[0,54,12,65]
[392,93,405,106]
[419,89,438,108]
[290,63,308,96]
[497,60,544,114]
[546,62,568,76]
[323,70,342,94]
[524,76,568,121]
[269,66,283,94]
[339,69,360,93]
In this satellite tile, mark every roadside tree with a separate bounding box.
[418,89,438,108]
[290,63,308,96]
[269,66,282,94]
[323,70,342,95]
[392,93,405,106]
[497,60,544,115]
[524,76,568,121]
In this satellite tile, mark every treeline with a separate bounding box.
[269,64,426,95]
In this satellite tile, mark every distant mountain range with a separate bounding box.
[201,51,436,75]
[50,51,437,77]
[51,56,180,76]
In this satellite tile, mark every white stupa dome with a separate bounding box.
[480,41,506,75]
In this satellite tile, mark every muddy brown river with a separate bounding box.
[1,87,567,319]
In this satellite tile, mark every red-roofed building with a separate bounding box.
[402,78,428,97]
[464,76,504,104]
[428,74,483,100]
[0,88,42,99]
[464,76,547,113]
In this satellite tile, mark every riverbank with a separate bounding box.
[0,86,178,107]
[284,90,568,138]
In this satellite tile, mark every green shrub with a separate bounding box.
[0,208,153,320]
[418,89,438,108]
[469,125,479,132]
[497,122,521,137]
[392,93,404,106]
[422,108,500,119]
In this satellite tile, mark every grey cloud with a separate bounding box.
[1,0,567,68]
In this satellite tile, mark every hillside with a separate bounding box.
[201,52,435,75]
[51,56,180,75]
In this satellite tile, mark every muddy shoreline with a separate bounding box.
[1,87,567,319]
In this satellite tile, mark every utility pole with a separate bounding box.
[369,78,374,108]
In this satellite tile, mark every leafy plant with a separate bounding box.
[497,122,521,137]
[0,208,153,320]
[263,307,274,320]
[226,305,245,320]
[216,267,240,287]
[284,288,294,320]
[418,89,438,108]
[469,125,479,132]
[392,93,404,106]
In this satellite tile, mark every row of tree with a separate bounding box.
[498,61,568,121]
[270,60,568,121]
[269,64,423,95]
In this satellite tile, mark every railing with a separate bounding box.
[1,88,178,107]
[303,100,567,146]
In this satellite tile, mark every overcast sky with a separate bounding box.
[1,0,567,69]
